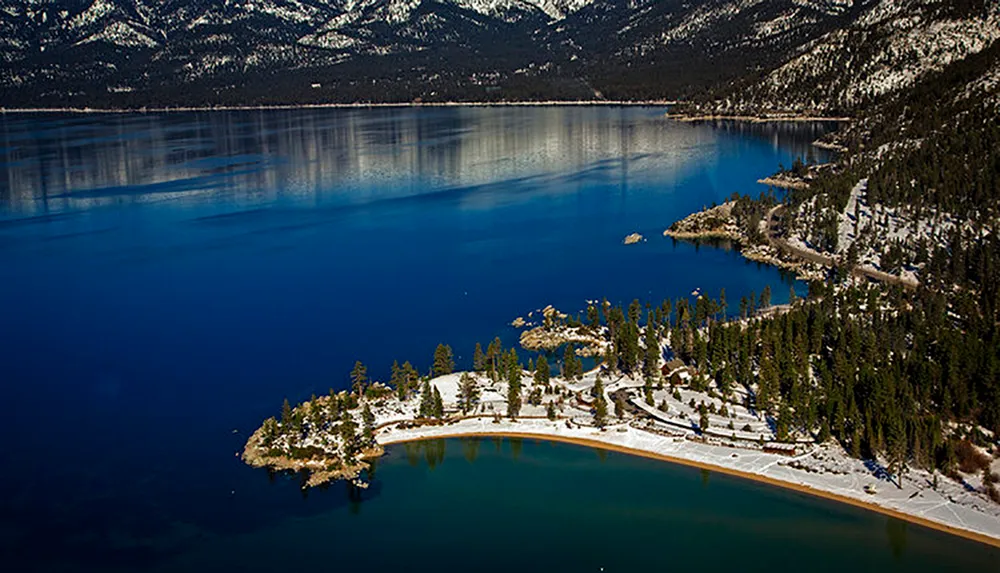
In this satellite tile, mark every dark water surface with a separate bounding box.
[0,107,994,571]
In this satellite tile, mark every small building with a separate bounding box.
[662,359,694,386]
[762,442,798,456]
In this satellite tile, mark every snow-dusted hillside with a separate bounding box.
[1,0,998,108]
[0,0,602,102]
[785,178,974,284]
[699,0,1000,114]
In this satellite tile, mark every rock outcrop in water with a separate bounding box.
[623,233,644,245]
[665,201,826,282]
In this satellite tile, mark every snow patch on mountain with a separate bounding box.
[792,0,853,15]
[721,0,1000,113]
[74,20,160,48]
[659,0,767,45]
[67,0,117,30]
[300,29,361,50]
[751,8,817,40]
[842,8,1000,104]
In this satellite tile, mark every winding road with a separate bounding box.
[764,205,918,289]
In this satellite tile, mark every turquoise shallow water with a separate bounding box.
[0,107,995,570]
[156,438,999,572]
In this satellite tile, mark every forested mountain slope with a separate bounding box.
[3,0,993,108]
[664,35,1000,494]
[690,0,1000,115]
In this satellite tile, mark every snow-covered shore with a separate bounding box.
[377,413,1000,547]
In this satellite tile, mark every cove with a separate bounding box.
[157,438,999,572]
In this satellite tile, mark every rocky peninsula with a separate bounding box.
[244,301,1000,547]
[664,201,827,282]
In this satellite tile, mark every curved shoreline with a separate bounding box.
[383,430,1000,549]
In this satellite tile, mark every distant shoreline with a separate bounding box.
[0,102,851,122]
[0,100,679,115]
[383,430,1000,549]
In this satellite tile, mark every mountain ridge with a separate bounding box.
[0,0,996,111]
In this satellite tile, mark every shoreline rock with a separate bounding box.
[243,424,385,487]
[664,202,741,241]
[757,175,810,190]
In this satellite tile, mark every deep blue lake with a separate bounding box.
[1,107,994,571]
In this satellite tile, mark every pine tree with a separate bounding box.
[760,285,772,309]
[563,344,583,380]
[457,372,479,414]
[776,405,791,441]
[629,299,642,324]
[615,393,625,419]
[361,403,375,444]
[433,386,444,418]
[391,360,407,401]
[644,314,661,381]
[546,401,557,420]
[473,342,487,372]
[535,354,550,385]
[281,398,293,427]
[403,361,418,386]
[261,417,278,446]
[507,375,522,419]
[506,348,522,387]
[886,412,907,488]
[308,397,322,429]
[594,376,608,428]
[350,361,368,396]
[339,416,358,455]
[419,379,433,418]
[433,344,454,376]
[487,337,503,382]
